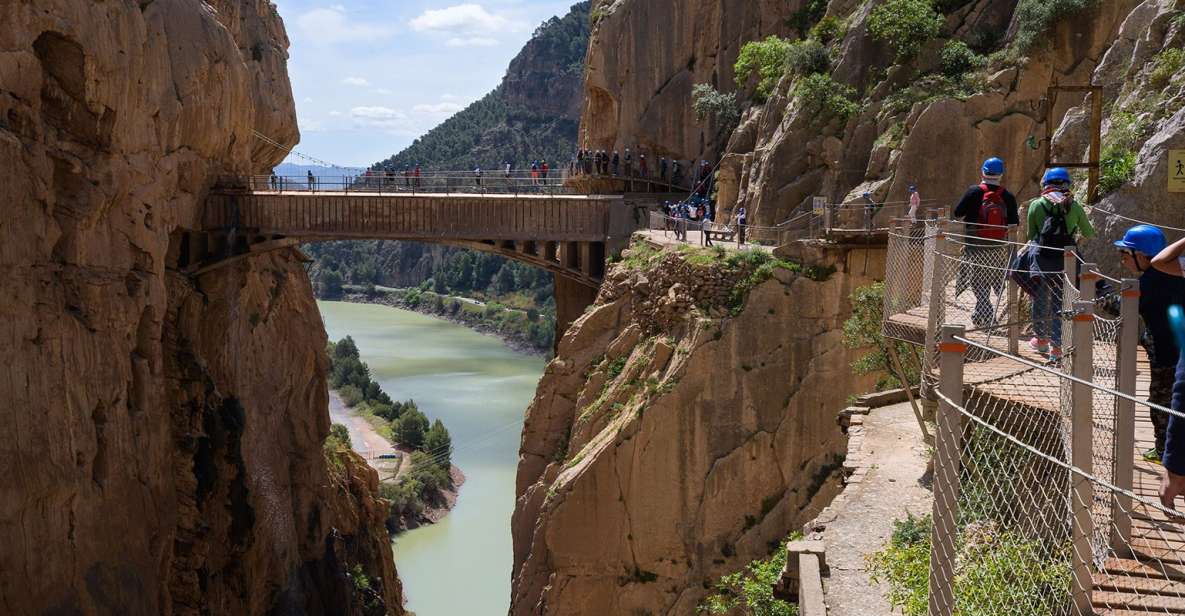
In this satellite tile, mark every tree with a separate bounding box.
[734,36,793,102]
[423,420,453,469]
[321,270,345,299]
[394,408,429,449]
[691,84,741,136]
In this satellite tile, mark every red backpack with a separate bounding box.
[977,183,1008,240]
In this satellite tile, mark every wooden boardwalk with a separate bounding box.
[885,305,1185,615]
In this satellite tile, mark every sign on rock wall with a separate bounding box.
[1171,150,1185,193]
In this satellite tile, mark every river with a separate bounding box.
[319,301,547,616]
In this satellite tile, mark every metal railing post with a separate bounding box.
[1070,299,1096,615]
[1112,279,1140,550]
[928,324,966,616]
[1007,226,1020,354]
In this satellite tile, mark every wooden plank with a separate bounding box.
[1093,589,1185,613]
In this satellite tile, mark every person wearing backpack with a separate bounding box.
[1027,167,1095,359]
[954,157,1020,328]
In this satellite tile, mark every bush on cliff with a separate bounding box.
[735,36,794,102]
[868,0,944,62]
[843,283,920,390]
[700,537,798,615]
[794,74,860,125]
[1011,0,1098,54]
[692,84,741,135]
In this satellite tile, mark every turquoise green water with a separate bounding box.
[319,301,546,616]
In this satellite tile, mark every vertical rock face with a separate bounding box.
[582,0,795,156]
[511,245,882,615]
[0,1,400,614]
[581,0,1183,237]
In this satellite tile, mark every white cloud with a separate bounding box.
[298,117,325,132]
[349,106,418,134]
[413,102,465,114]
[373,88,393,95]
[296,7,393,45]
[440,93,460,101]
[446,37,499,48]
[409,4,515,35]
[342,76,370,87]
[328,110,343,117]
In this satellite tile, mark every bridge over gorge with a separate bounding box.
[181,173,686,337]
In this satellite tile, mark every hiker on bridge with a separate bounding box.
[1148,235,1185,508]
[474,167,483,187]
[1027,167,1095,359]
[953,157,1020,330]
[672,159,684,187]
[1115,225,1185,462]
[541,160,549,180]
[307,170,315,191]
[269,172,278,191]
[624,148,633,177]
[414,165,422,187]
[639,154,648,178]
[612,151,621,176]
[659,157,668,182]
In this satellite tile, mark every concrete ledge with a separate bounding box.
[799,553,826,616]
[776,540,828,605]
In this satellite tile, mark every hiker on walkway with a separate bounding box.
[307,170,315,191]
[659,157,668,183]
[639,154,648,179]
[1027,167,1095,360]
[414,165,422,188]
[1115,225,1185,462]
[474,167,483,188]
[575,151,584,175]
[624,148,633,177]
[908,184,921,221]
[1150,235,1185,509]
[953,157,1020,329]
[269,172,278,191]
[541,160,549,180]
[505,161,513,179]
[612,151,620,176]
[700,203,713,247]
[735,206,747,246]
[672,160,683,187]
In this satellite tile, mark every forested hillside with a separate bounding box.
[375,1,589,172]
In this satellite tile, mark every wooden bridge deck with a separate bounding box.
[887,310,1185,614]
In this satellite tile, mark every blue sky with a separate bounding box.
[271,1,577,168]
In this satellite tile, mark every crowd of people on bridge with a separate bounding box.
[570,146,717,192]
[943,155,1185,510]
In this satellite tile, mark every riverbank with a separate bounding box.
[330,287,553,358]
[328,389,465,532]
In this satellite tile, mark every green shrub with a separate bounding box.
[691,83,741,133]
[1011,0,1097,54]
[735,36,794,102]
[940,40,986,79]
[339,384,365,407]
[329,423,352,449]
[843,283,920,390]
[786,39,831,77]
[809,15,846,44]
[1099,145,1137,196]
[1148,48,1185,89]
[699,538,798,615]
[868,0,944,61]
[794,73,860,124]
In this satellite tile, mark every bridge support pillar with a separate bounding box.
[554,275,598,352]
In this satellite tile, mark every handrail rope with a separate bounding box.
[1089,204,1185,233]
[252,130,367,172]
[951,335,1184,420]
[934,389,1185,519]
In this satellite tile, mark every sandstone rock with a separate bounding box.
[0,1,399,614]
[510,245,881,615]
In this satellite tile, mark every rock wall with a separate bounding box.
[510,243,882,615]
[0,1,400,614]
[582,0,1185,238]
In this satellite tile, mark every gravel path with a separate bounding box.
[327,390,396,462]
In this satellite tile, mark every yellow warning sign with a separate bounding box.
[1172,149,1185,193]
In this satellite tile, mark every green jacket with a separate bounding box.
[1026,196,1095,243]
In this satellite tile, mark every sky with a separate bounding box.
[271,1,577,168]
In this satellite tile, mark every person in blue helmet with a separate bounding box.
[954,157,1021,329]
[1116,225,1185,461]
[1151,235,1185,508]
[1027,167,1094,360]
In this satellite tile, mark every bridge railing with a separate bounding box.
[234,174,583,196]
[880,216,1185,615]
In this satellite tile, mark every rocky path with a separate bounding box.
[810,401,933,616]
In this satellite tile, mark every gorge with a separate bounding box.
[4,0,1185,615]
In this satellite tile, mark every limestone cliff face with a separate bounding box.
[510,244,882,615]
[582,0,1185,237]
[0,1,399,614]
